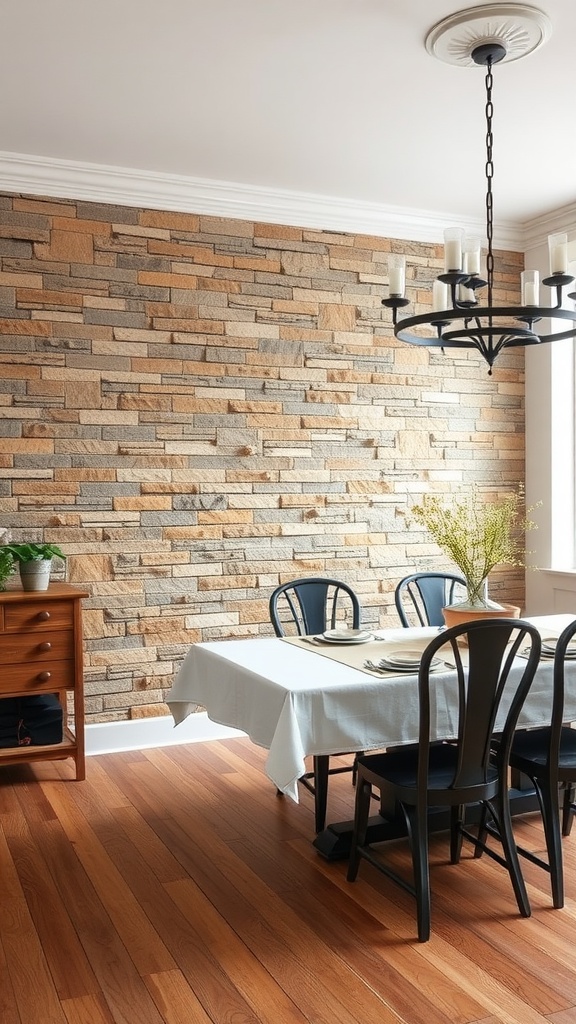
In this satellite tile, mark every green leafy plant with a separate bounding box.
[410,486,538,605]
[0,547,15,591]
[3,542,66,563]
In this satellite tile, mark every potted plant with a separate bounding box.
[409,486,538,623]
[3,542,66,592]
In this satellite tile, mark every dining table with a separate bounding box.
[166,613,576,859]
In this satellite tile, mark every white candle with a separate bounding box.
[463,240,481,276]
[463,252,476,275]
[432,280,449,311]
[523,283,538,305]
[388,254,406,297]
[521,270,539,306]
[444,227,464,272]
[549,232,568,275]
[458,285,475,304]
[388,265,405,296]
[551,245,567,274]
[445,241,461,271]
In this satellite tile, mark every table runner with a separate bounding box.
[282,616,568,676]
[282,629,444,676]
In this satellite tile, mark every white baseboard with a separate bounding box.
[85,712,244,756]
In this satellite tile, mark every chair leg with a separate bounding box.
[450,804,464,864]
[474,802,490,859]
[313,755,330,833]
[490,795,531,918]
[346,776,372,882]
[562,782,576,837]
[535,778,564,909]
[405,803,431,942]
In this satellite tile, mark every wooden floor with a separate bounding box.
[1,739,576,1024]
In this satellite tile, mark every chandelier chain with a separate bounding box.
[484,58,494,311]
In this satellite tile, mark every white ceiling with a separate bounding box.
[1,0,576,240]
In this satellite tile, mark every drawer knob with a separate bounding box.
[37,671,51,682]
[38,642,52,652]
[37,611,51,622]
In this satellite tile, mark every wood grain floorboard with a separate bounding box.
[60,991,118,1024]
[293,839,556,1024]
[62,758,280,1023]
[0,824,68,1023]
[1,737,576,1022]
[144,970,215,1024]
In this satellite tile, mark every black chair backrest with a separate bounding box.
[395,571,467,628]
[269,577,361,637]
[546,618,576,770]
[416,618,542,800]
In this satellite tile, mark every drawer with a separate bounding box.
[4,599,74,633]
[0,659,74,695]
[0,630,73,665]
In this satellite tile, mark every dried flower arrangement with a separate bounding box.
[410,486,538,607]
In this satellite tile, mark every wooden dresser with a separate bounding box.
[0,583,89,779]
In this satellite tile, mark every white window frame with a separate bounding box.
[524,232,576,614]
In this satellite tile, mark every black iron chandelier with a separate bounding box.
[383,4,575,373]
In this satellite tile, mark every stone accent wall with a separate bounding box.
[0,192,525,722]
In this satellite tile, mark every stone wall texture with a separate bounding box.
[0,192,525,722]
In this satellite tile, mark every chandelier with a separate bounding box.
[383,4,576,374]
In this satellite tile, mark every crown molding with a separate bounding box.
[522,200,576,252]
[0,149,526,250]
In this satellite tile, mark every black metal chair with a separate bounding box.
[269,577,362,832]
[485,617,576,909]
[395,571,466,628]
[346,618,542,942]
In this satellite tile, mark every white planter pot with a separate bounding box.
[19,558,52,591]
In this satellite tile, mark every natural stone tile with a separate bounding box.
[198,216,253,237]
[140,210,200,231]
[37,229,94,264]
[318,304,357,331]
[0,271,43,287]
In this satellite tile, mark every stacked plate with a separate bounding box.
[540,637,576,659]
[319,628,373,644]
[378,648,442,672]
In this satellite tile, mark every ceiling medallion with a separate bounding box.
[424,3,552,66]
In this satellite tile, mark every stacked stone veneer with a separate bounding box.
[0,192,525,722]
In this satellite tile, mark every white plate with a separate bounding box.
[379,653,442,670]
[319,632,373,645]
[374,657,443,674]
[383,648,427,667]
[541,636,576,656]
[519,648,576,661]
[322,628,372,642]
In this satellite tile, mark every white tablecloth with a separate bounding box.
[166,615,576,801]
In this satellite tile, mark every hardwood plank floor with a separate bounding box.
[1,737,576,1024]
